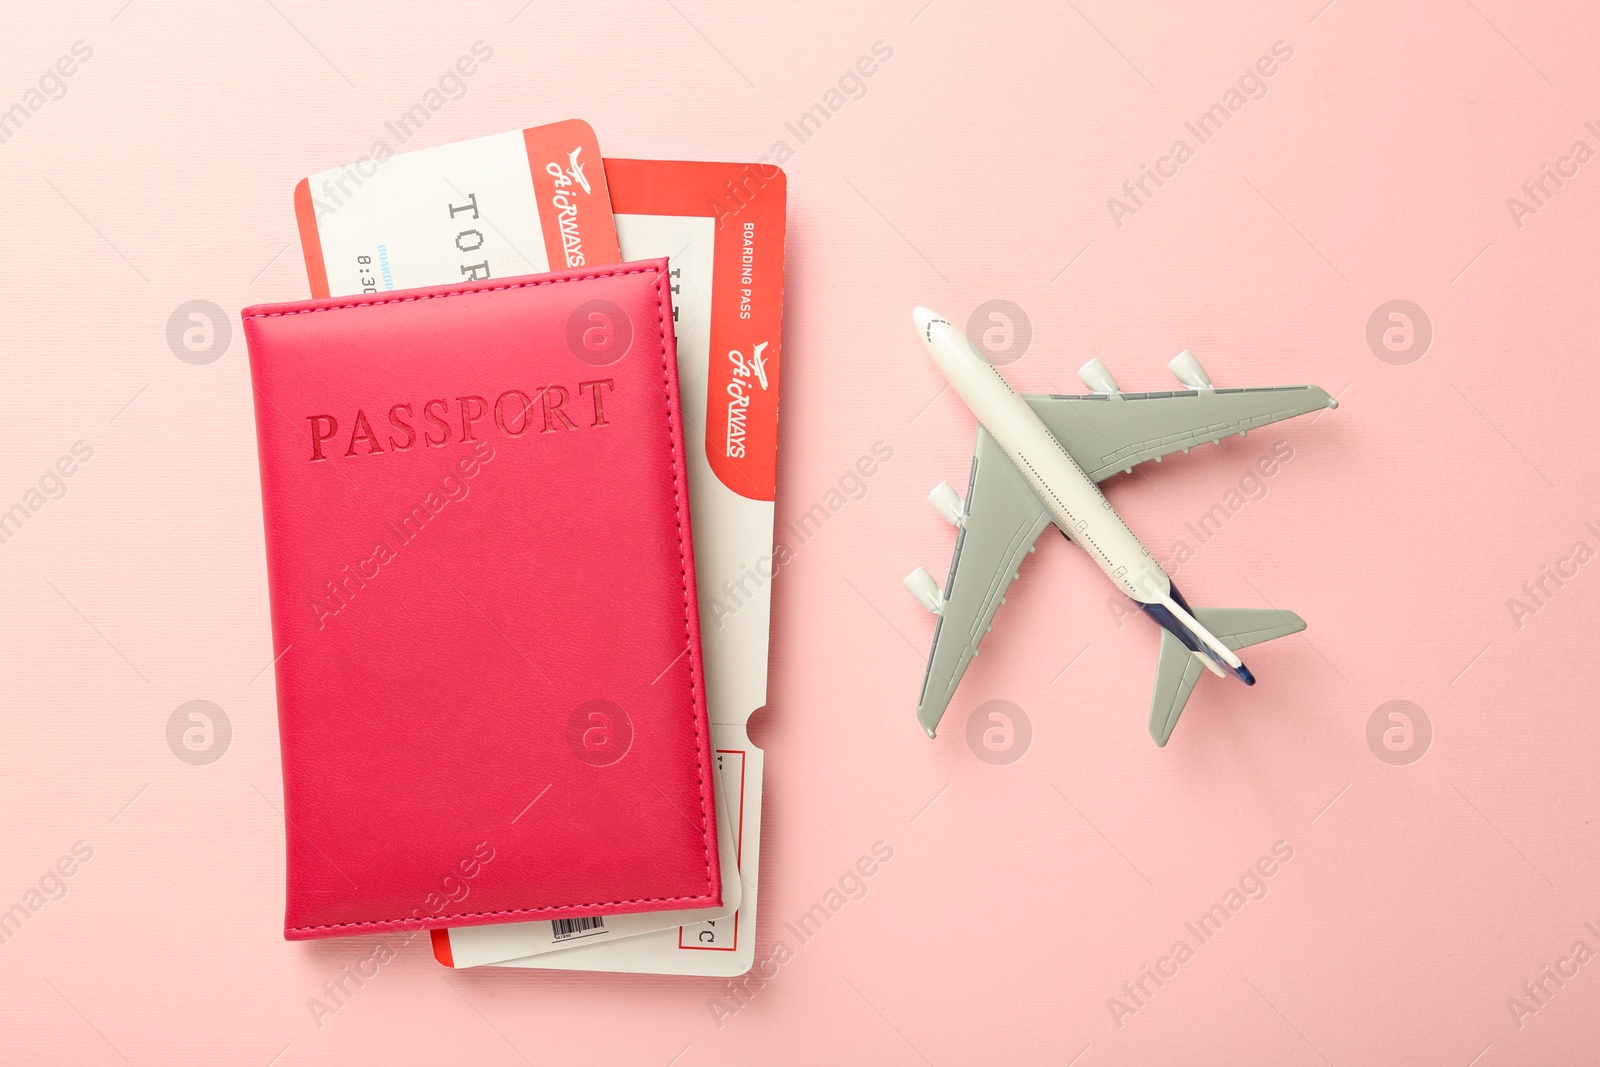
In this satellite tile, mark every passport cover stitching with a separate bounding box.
[244,264,663,319]
[247,262,717,935]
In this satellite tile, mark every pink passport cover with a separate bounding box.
[241,260,720,940]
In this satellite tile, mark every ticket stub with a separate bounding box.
[486,158,785,977]
[293,119,620,299]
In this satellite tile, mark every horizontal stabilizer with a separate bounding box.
[1193,606,1307,651]
[1149,607,1306,746]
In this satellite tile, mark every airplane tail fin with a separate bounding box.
[1149,607,1306,747]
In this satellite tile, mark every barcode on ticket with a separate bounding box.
[551,916,605,941]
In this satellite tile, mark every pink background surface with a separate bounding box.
[3,1,1598,1063]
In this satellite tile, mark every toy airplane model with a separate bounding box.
[904,308,1336,746]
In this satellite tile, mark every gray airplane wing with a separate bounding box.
[1022,386,1336,483]
[1149,606,1307,746]
[916,425,1051,738]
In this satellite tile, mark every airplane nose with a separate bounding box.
[912,306,940,334]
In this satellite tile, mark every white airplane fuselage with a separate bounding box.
[914,308,1247,674]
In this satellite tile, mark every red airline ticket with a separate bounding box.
[446,158,786,976]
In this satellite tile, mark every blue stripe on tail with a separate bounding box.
[1134,582,1255,686]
